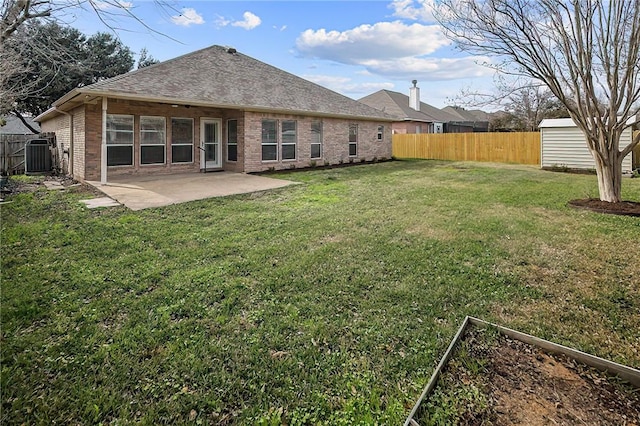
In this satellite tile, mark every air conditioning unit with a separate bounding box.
[25,139,51,174]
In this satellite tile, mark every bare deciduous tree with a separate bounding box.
[437,0,640,202]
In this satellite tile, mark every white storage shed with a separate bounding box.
[539,118,635,172]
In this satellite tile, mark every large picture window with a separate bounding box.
[171,118,193,163]
[281,120,297,160]
[349,124,358,157]
[311,119,322,159]
[261,119,277,161]
[106,114,134,166]
[140,116,165,165]
[227,119,238,162]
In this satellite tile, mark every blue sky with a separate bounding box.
[61,0,496,108]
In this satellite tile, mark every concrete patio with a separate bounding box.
[87,172,297,210]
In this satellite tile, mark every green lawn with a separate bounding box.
[2,160,639,424]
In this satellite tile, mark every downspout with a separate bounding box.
[101,97,108,185]
[54,107,73,177]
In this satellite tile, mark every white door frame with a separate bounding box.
[200,118,222,170]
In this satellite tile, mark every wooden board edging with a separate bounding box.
[404,316,640,425]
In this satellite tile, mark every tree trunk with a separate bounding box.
[592,152,623,203]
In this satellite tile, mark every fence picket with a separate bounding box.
[392,132,541,165]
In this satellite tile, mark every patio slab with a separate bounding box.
[87,172,297,210]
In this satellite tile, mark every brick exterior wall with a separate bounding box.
[40,112,70,174]
[81,99,248,181]
[43,97,392,179]
[243,112,392,173]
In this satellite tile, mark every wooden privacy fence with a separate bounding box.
[1,135,29,175]
[392,132,541,165]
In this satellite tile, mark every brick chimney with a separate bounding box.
[409,80,420,111]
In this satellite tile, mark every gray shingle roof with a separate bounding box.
[69,45,392,121]
[358,90,460,123]
[0,115,40,134]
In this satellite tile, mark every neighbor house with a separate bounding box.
[441,106,491,133]
[358,82,476,134]
[35,45,393,183]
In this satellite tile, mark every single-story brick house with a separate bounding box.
[35,45,393,183]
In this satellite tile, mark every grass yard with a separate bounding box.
[2,160,639,424]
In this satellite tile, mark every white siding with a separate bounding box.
[540,124,633,172]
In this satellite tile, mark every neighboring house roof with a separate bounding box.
[358,90,459,123]
[441,106,495,123]
[36,45,393,122]
[0,114,40,134]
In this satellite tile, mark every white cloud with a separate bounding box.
[303,74,395,95]
[389,0,438,22]
[360,56,494,81]
[296,21,450,63]
[273,25,287,32]
[232,11,261,30]
[171,8,204,27]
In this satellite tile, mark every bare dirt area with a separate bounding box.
[0,175,101,198]
[414,325,640,425]
[568,198,640,216]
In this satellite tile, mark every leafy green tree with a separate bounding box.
[4,21,134,131]
[137,47,160,69]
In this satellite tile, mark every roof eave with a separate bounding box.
[52,89,394,122]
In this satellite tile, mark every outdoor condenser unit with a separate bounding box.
[25,139,51,174]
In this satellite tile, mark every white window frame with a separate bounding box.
[348,124,358,157]
[281,120,297,161]
[227,119,238,162]
[171,117,194,164]
[377,125,384,141]
[261,119,278,162]
[140,116,166,165]
[311,119,322,159]
[106,114,134,167]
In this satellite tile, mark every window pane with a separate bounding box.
[282,120,296,144]
[204,122,217,143]
[172,145,193,163]
[107,115,133,132]
[228,119,238,144]
[349,142,357,157]
[311,144,321,159]
[107,146,133,166]
[262,145,277,161]
[141,131,164,145]
[349,124,358,143]
[311,120,322,145]
[282,144,296,160]
[107,131,134,144]
[228,144,237,162]
[141,145,165,164]
[377,125,384,140]
[172,118,193,144]
[141,117,165,132]
[262,120,277,143]
[205,143,217,162]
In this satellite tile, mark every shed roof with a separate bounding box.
[37,45,393,122]
[539,117,636,128]
[358,90,460,123]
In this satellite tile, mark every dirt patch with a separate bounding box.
[569,198,640,217]
[414,325,640,425]
[2,175,104,198]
